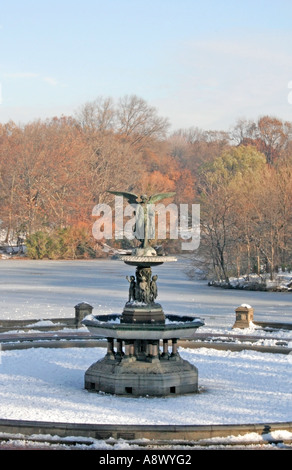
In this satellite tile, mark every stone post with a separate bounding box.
[232,304,254,329]
[74,302,93,328]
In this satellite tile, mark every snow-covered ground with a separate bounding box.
[210,271,292,291]
[0,258,291,448]
[0,346,290,427]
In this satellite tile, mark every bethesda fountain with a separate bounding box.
[82,191,204,396]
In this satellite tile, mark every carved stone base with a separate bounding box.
[121,302,165,324]
[84,354,199,396]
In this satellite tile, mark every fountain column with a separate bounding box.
[171,339,178,358]
[106,338,115,360]
[116,339,123,357]
[161,339,169,359]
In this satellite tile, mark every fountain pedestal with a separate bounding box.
[83,254,204,396]
[84,352,199,397]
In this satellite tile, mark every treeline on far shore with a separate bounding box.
[1,95,292,282]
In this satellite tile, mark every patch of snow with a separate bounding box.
[25,320,61,328]
[0,346,291,426]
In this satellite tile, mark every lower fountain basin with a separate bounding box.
[82,314,204,340]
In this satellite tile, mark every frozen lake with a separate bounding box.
[0,257,291,329]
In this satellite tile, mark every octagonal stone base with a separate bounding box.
[85,355,199,397]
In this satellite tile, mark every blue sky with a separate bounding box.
[1,0,292,130]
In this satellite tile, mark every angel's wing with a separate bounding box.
[148,192,176,204]
[107,190,139,204]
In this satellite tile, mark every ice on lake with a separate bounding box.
[0,258,291,329]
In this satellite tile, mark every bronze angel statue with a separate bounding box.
[108,190,176,251]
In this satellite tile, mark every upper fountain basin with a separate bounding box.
[120,255,177,267]
[82,313,204,340]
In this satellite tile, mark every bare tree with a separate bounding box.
[116,94,170,149]
[76,96,115,132]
